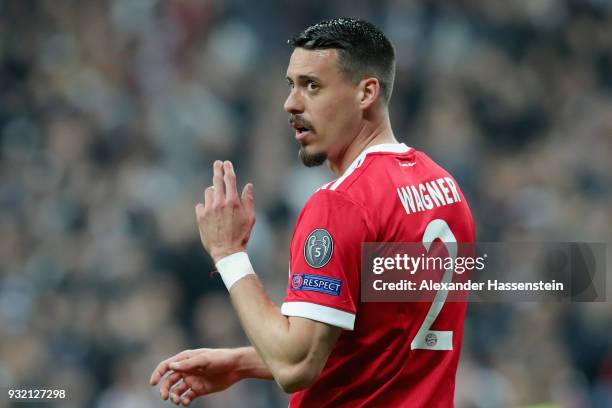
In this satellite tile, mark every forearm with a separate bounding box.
[234,346,274,380]
[229,275,314,386]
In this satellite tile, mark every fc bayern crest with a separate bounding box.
[303,229,333,268]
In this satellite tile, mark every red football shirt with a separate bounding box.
[281,143,475,407]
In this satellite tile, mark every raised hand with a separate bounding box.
[196,160,256,263]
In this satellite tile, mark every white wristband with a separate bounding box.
[215,252,255,290]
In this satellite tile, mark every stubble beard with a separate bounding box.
[298,144,328,167]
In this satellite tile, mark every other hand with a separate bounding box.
[150,348,244,406]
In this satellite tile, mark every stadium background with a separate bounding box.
[1,0,611,407]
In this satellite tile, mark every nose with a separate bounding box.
[284,88,304,114]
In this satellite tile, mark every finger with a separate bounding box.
[150,363,166,386]
[170,381,190,404]
[203,186,214,210]
[223,161,238,204]
[212,160,224,205]
[151,361,174,386]
[170,353,210,372]
[150,350,193,385]
[181,389,198,406]
[151,358,174,385]
[241,183,255,218]
[195,203,205,222]
[169,378,185,405]
[160,372,181,400]
[171,380,189,395]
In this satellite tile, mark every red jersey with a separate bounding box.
[281,143,475,407]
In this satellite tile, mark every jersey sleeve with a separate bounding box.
[281,189,373,330]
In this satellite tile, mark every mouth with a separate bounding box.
[294,127,311,141]
[290,117,315,142]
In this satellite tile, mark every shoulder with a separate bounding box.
[301,187,368,218]
[292,186,375,240]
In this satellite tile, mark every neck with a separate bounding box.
[328,111,398,176]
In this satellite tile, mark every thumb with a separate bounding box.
[241,183,255,215]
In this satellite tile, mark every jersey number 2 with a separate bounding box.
[410,219,456,351]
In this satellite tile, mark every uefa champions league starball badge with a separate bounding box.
[304,229,334,268]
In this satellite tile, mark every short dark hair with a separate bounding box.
[288,18,396,105]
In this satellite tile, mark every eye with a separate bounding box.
[307,80,319,91]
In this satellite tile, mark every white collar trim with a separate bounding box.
[327,143,411,191]
[346,142,411,173]
[359,142,411,156]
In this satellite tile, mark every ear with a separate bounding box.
[357,77,380,110]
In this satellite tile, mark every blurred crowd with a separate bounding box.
[0,0,611,407]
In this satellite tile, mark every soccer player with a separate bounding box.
[150,18,475,407]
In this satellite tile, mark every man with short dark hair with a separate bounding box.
[151,18,474,407]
